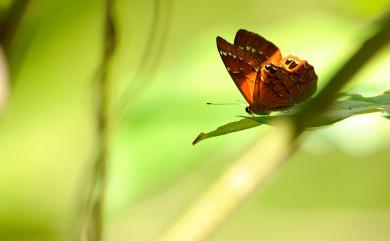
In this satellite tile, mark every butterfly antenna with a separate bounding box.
[206,99,246,106]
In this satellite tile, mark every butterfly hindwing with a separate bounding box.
[234,29,282,65]
[290,62,318,102]
[216,36,261,105]
[254,64,303,111]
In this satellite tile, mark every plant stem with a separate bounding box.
[154,125,295,241]
[87,0,117,240]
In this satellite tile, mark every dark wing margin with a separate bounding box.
[234,29,282,65]
[216,36,261,105]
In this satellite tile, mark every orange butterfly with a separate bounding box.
[217,29,317,115]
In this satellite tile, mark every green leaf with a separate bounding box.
[192,118,261,145]
[193,91,390,145]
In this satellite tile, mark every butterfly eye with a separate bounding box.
[289,60,299,69]
[285,58,293,65]
[270,66,277,74]
[264,64,277,75]
[245,106,252,114]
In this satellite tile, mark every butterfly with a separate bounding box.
[217,29,317,115]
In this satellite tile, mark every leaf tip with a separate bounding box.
[192,133,206,145]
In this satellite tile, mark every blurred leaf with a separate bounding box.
[193,91,390,145]
[0,0,29,53]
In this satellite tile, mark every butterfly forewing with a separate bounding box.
[216,36,260,105]
[234,29,282,65]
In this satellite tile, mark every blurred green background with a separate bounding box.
[0,0,390,241]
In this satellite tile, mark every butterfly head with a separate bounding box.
[246,105,271,115]
[245,106,252,115]
[263,63,278,76]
